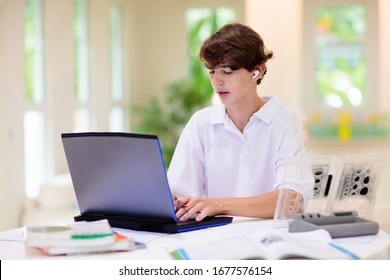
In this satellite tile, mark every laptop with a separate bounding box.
[61,132,233,233]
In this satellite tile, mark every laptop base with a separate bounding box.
[74,213,233,233]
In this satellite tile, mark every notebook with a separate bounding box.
[61,132,233,233]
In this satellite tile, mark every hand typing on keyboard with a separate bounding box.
[175,196,222,222]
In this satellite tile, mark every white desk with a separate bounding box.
[1,217,389,260]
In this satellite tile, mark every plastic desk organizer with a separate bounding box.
[289,211,379,238]
[273,153,385,228]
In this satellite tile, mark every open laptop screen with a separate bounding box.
[62,132,177,221]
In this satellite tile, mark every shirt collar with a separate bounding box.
[210,96,281,125]
[210,104,228,125]
[252,96,282,124]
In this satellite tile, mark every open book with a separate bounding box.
[25,219,135,255]
[169,229,360,260]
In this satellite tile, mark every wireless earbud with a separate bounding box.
[252,70,260,80]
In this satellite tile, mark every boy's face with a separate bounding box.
[208,66,257,107]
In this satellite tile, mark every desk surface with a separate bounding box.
[1,217,389,260]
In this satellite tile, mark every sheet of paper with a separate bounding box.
[333,234,375,244]
[0,228,25,242]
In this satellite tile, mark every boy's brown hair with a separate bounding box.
[199,23,273,84]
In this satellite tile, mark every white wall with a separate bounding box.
[245,0,303,113]
[0,0,26,230]
[379,0,390,111]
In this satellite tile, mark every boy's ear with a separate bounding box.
[258,64,267,76]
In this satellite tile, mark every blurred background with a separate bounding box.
[1,0,389,232]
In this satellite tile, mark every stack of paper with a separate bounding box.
[24,219,135,255]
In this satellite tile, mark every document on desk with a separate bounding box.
[168,229,360,260]
[0,228,25,242]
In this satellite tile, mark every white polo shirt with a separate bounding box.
[167,96,313,202]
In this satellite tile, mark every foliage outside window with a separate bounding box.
[73,0,90,132]
[306,2,388,140]
[109,4,125,132]
[24,0,46,198]
[316,5,366,109]
[133,8,235,166]
[24,0,44,103]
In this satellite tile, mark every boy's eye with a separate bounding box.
[222,67,234,74]
[208,68,233,75]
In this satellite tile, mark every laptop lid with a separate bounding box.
[61,132,178,222]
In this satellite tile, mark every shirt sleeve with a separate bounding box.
[167,117,206,198]
[273,111,314,205]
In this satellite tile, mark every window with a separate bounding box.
[316,5,367,109]
[24,0,46,198]
[303,0,386,139]
[21,0,129,199]
[73,0,90,132]
[109,4,126,132]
